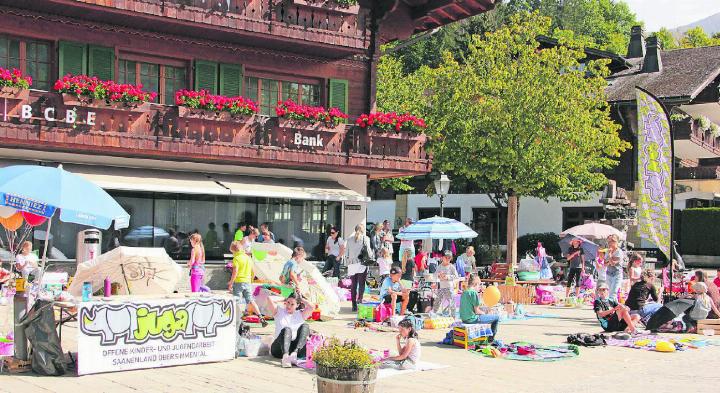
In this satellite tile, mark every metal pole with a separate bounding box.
[36,217,53,285]
[439,194,444,218]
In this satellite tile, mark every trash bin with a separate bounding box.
[76,229,102,265]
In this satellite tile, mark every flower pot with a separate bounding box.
[315,365,377,393]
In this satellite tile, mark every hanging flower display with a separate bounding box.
[175,89,258,116]
[275,99,348,126]
[53,74,156,104]
[0,67,32,89]
[355,111,426,133]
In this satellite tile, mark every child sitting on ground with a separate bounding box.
[382,318,421,370]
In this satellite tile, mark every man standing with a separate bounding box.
[398,217,415,259]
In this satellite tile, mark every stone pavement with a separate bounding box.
[1,300,718,393]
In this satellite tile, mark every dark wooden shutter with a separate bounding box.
[194,60,218,94]
[219,64,243,97]
[58,41,87,77]
[88,45,115,81]
[328,78,349,116]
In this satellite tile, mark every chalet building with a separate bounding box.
[0,0,497,261]
[371,26,720,258]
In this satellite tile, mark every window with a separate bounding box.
[472,207,507,245]
[118,59,187,105]
[0,36,51,90]
[562,207,604,230]
[246,76,321,116]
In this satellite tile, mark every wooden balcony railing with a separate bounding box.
[0,90,430,178]
[59,0,370,50]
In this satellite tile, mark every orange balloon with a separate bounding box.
[0,212,23,231]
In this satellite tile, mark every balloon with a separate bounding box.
[0,212,23,231]
[21,212,47,227]
[482,286,501,307]
[0,206,16,218]
[655,341,675,352]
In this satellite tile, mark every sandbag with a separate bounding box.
[20,299,66,375]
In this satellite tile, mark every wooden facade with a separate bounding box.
[0,0,496,178]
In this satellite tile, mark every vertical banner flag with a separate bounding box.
[636,87,672,260]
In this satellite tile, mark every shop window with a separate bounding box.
[119,59,187,105]
[417,207,461,221]
[0,35,51,90]
[472,207,507,245]
[562,207,604,230]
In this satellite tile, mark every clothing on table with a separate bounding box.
[379,276,402,299]
[566,246,584,270]
[15,253,38,278]
[566,268,583,288]
[625,281,659,311]
[271,325,309,358]
[377,257,392,276]
[463,314,500,337]
[593,298,626,332]
[280,259,302,286]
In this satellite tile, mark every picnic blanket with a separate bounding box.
[607,333,720,352]
[377,361,448,379]
[472,342,579,362]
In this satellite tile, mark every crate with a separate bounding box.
[697,319,720,333]
[357,303,376,320]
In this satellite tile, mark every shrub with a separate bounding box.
[312,338,375,369]
[679,208,720,256]
[517,232,561,257]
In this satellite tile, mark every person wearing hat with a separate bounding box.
[593,282,641,333]
[379,266,411,316]
[433,250,459,316]
[683,282,720,333]
[565,238,585,299]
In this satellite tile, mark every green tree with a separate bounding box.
[679,26,720,48]
[377,13,630,263]
[652,27,678,50]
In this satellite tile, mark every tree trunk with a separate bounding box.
[506,194,518,265]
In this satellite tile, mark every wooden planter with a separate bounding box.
[273,118,346,152]
[357,127,426,158]
[315,365,377,393]
[292,0,360,15]
[0,87,30,119]
[60,93,150,132]
[177,106,256,144]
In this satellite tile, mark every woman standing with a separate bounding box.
[400,248,415,282]
[323,226,345,278]
[605,235,624,302]
[188,233,205,292]
[345,224,372,311]
[370,224,384,260]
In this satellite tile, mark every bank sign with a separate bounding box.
[77,297,236,375]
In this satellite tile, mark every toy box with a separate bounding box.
[357,302,378,320]
[451,324,493,349]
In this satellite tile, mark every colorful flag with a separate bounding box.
[635,87,672,260]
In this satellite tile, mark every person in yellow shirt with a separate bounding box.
[229,240,267,327]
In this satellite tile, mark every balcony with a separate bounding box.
[673,119,720,160]
[5,0,370,55]
[0,90,430,179]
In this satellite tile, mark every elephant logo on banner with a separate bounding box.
[80,299,234,346]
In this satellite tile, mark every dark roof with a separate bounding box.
[606,45,720,103]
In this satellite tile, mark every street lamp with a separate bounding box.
[434,172,451,217]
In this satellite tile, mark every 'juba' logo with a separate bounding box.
[80,299,234,346]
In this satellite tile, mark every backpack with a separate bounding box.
[566,333,607,347]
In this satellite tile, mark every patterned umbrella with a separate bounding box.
[395,216,478,240]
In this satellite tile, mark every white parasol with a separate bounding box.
[560,222,626,241]
[68,246,181,296]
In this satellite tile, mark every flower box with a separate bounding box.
[0,86,29,101]
[176,106,256,144]
[358,127,427,159]
[273,118,347,152]
[291,0,360,15]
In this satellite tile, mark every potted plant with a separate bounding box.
[312,338,378,393]
[0,66,31,100]
[276,99,347,128]
[53,75,156,109]
[354,111,427,157]
[175,89,258,121]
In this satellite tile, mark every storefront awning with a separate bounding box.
[64,165,368,202]
[211,174,369,202]
[66,166,229,195]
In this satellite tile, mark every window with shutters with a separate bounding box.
[0,35,52,90]
[246,76,321,116]
[118,58,187,105]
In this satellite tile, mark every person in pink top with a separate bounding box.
[714,268,720,290]
[188,233,205,292]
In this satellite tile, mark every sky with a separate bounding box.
[623,0,720,32]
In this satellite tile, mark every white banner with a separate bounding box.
[77,296,236,375]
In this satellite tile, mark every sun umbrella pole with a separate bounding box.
[37,218,52,284]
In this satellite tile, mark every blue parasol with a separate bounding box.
[396,216,478,240]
